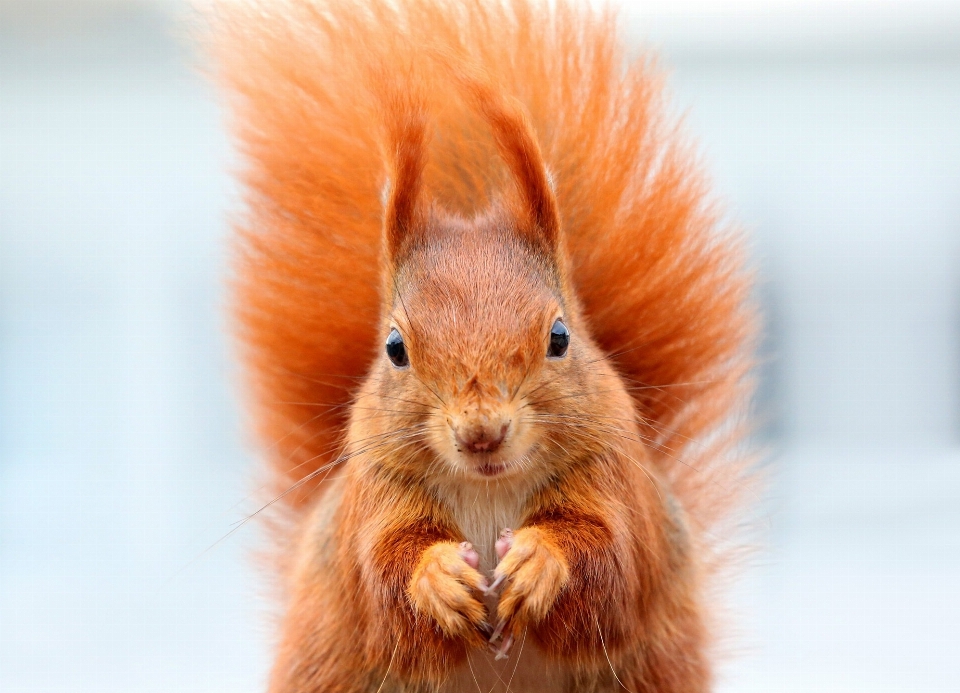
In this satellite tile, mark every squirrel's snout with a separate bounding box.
[453,419,509,454]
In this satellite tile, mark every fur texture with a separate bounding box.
[209,0,756,690]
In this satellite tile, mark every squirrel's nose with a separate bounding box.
[454,421,509,454]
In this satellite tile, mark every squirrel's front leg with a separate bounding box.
[488,526,570,655]
[408,540,489,643]
[490,508,632,659]
[365,513,490,682]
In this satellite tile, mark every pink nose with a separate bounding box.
[455,423,508,454]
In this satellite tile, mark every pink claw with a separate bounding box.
[494,632,514,660]
[495,528,514,560]
[489,618,508,644]
[485,572,507,595]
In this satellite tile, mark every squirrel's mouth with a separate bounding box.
[476,461,507,477]
[458,441,540,480]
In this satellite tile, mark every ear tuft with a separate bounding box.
[452,70,561,254]
[380,86,430,263]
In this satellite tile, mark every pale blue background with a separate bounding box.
[1,1,958,691]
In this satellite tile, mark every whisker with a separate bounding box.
[530,413,761,514]
[240,426,432,524]
[503,627,528,691]
[596,615,635,693]
[531,415,693,472]
[359,391,443,411]
[539,425,665,506]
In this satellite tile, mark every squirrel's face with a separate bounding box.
[368,217,607,484]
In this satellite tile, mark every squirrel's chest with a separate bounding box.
[438,482,529,574]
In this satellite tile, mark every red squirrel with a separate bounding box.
[209,0,755,690]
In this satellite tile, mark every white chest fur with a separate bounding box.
[434,478,531,573]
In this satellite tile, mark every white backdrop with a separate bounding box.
[1,1,958,691]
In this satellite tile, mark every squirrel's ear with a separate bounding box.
[459,75,561,255]
[382,91,429,264]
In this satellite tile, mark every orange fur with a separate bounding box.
[208,0,756,690]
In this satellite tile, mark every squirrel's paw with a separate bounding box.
[409,541,489,643]
[490,527,569,646]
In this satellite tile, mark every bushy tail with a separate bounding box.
[209,0,755,562]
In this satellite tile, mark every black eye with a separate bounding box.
[547,319,569,359]
[385,328,409,368]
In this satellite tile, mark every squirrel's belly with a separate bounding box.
[442,645,571,693]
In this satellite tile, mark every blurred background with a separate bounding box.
[1,0,958,691]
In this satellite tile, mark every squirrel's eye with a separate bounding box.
[547,319,570,359]
[385,328,409,369]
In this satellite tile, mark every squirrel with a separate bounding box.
[209,0,755,691]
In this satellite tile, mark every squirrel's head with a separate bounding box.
[381,209,577,483]
[356,78,629,486]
